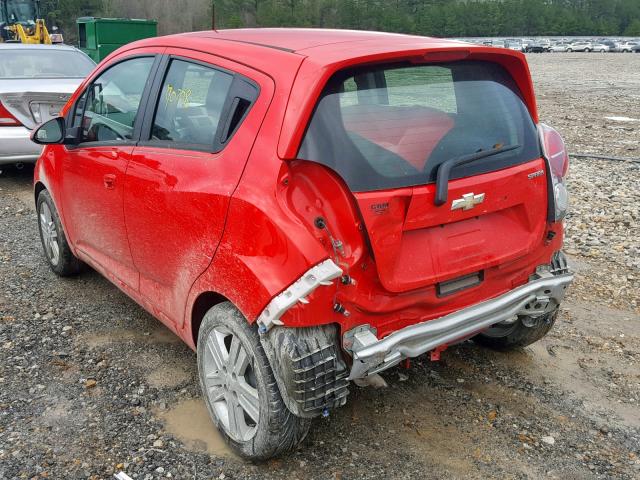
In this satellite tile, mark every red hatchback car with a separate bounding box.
[31,29,574,459]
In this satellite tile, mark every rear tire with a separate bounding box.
[36,190,81,277]
[197,302,311,461]
[472,310,558,351]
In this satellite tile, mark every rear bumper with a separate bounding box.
[0,126,41,164]
[344,265,574,380]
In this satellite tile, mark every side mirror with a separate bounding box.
[31,117,65,145]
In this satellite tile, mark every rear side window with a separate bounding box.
[151,59,234,149]
[298,61,541,192]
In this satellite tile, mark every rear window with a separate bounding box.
[0,49,95,79]
[298,60,541,192]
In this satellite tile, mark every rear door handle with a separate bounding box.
[103,174,116,190]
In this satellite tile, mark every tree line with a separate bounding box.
[41,0,640,43]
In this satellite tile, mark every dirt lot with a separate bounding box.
[1,53,639,480]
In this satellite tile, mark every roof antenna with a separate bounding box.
[211,1,217,31]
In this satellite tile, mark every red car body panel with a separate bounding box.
[34,29,563,352]
[355,158,549,293]
[124,46,277,330]
[61,144,138,289]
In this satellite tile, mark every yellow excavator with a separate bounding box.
[0,0,60,44]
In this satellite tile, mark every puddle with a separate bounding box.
[146,365,191,389]
[158,399,236,459]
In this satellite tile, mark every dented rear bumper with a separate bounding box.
[344,265,574,380]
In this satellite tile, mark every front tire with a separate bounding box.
[197,302,311,460]
[37,190,81,276]
[472,310,558,351]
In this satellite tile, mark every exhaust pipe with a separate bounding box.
[15,162,24,170]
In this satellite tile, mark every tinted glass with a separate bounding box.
[5,0,35,22]
[0,49,95,79]
[299,61,541,192]
[151,59,234,148]
[80,57,154,143]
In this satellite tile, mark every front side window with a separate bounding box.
[151,59,234,149]
[80,57,155,143]
[299,61,541,192]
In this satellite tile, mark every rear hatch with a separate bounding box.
[0,47,93,129]
[298,58,547,293]
[0,79,80,129]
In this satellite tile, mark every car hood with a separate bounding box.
[0,78,84,129]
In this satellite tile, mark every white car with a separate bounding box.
[549,43,570,52]
[617,42,638,53]
[590,43,610,52]
[0,44,95,166]
[566,42,592,52]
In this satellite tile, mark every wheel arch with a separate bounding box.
[34,180,47,205]
[189,290,230,348]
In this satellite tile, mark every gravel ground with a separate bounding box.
[1,53,639,480]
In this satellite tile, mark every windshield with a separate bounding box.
[4,0,36,23]
[0,49,95,79]
[298,60,541,192]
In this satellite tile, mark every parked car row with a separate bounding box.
[465,37,640,53]
[554,40,639,53]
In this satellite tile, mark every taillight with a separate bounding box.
[538,123,569,221]
[0,101,22,127]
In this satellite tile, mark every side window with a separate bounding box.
[151,59,234,149]
[80,57,155,143]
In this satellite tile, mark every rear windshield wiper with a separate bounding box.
[434,144,520,206]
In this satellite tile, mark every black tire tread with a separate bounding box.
[473,311,558,351]
[197,302,311,461]
[36,190,81,277]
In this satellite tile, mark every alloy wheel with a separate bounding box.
[202,327,260,442]
[39,203,60,266]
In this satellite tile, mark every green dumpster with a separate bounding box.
[77,17,157,63]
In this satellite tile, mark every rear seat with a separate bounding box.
[342,104,454,171]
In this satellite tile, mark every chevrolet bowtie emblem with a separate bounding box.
[451,192,485,211]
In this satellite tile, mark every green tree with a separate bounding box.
[624,18,640,35]
[42,0,103,42]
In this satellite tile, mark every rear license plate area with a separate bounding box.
[437,271,484,297]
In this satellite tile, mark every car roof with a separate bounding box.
[198,28,448,52]
[126,28,482,81]
[132,28,472,63]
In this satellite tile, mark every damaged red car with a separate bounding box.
[31,28,574,459]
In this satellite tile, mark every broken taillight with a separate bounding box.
[0,101,22,127]
[538,123,569,221]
